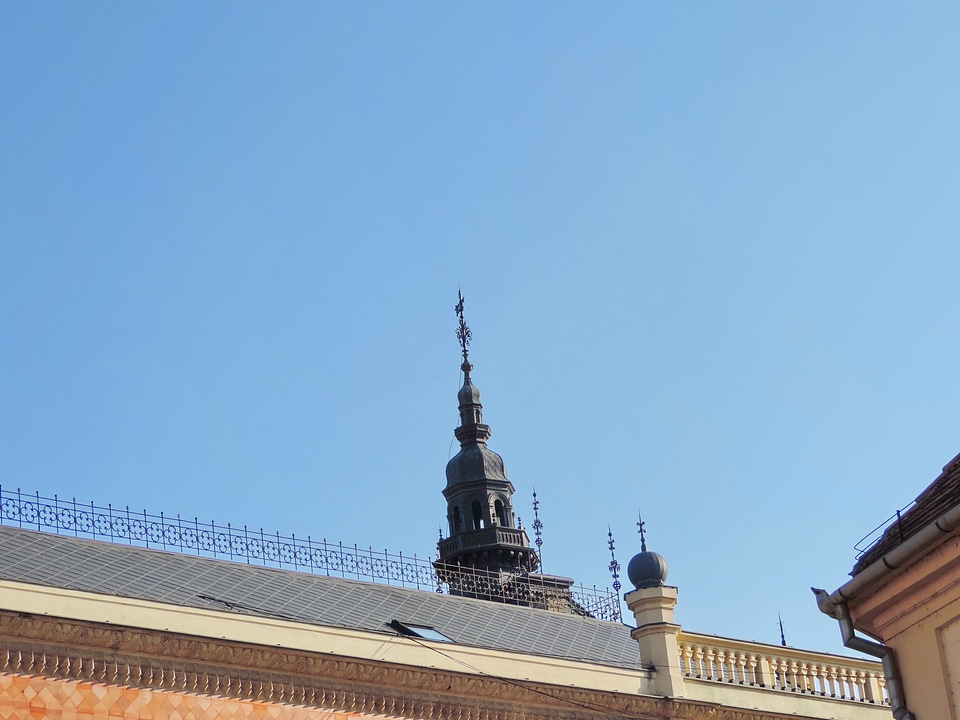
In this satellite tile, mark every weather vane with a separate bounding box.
[637,511,647,553]
[455,289,472,362]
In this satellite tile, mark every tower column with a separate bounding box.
[625,526,684,698]
[626,585,685,698]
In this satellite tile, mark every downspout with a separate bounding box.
[827,596,913,720]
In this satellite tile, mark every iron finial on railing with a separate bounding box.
[779,612,787,647]
[532,489,543,571]
[607,526,621,593]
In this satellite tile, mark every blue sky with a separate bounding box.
[2,3,959,653]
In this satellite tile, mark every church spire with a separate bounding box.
[437,293,537,574]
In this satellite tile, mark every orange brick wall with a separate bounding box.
[0,672,350,720]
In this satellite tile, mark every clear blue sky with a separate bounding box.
[2,3,959,654]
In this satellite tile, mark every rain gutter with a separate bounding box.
[828,503,960,608]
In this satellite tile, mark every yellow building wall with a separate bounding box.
[884,595,960,720]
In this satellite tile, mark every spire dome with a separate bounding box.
[457,361,483,413]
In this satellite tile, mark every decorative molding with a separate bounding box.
[0,612,860,720]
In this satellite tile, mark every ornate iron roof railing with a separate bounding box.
[0,487,622,623]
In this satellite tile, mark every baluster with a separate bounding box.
[705,647,718,680]
[775,657,789,690]
[717,650,731,681]
[835,667,848,700]
[877,673,890,705]
[807,662,819,694]
[791,661,803,692]
[863,670,883,703]
[757,655,776,688]
[855,668,868,701]
[811,664,825,696]
[807,662,820,694]
[841,667,855,700]
[854,669,868,702]
[745,653,760,686]
[724,649,736,682]
[730,651,746,685]
[680,644,693,676]
[734,651,748,684]
[693,645,705,678]
[827,666,839,697]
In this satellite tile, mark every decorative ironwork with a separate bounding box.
[455,289,472,361]
[607,526,621,593]
[437,563,622,621]
[531,489,543,570]
[779,612,787,647]
[0,486,621,622]
[637,510,647,552]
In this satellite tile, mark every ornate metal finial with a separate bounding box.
[455,289,472,362]
[779,613,787,647]
[532,489,544,571]
[607,526,621,593]
[637,511,647,553]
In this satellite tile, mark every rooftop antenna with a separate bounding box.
[778,612,787,647]
[637,510,648,552]
[532,489,544,571]
[607,526,621,593]
[455,289,471,363]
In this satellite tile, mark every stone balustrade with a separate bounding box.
[677,631,889,706]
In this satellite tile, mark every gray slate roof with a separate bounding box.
[0,525,641,669]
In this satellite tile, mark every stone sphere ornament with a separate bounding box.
[627,550,669,589]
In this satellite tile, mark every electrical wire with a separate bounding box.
[196,593,660,717]
[398,633,662,720]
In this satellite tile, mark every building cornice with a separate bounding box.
[0,610,828,720]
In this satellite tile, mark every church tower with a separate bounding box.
[436,293,539,574]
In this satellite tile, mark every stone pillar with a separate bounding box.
[626,585,685,698]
